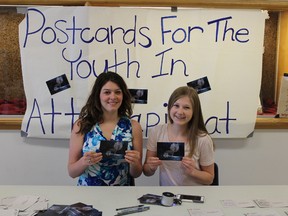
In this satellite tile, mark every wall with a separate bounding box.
[0,129,287,186]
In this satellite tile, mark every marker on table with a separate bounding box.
[116,204,144,211]
[115,205,150,215]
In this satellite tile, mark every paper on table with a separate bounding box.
[0,209,18,216]
[18,211,38,216]
[0,195,49,216]
[221,199,256,208]
[254,199,288,208]
[188,208,225,216]
[0,195,39,211]
[24,196,48,211]
[243,209,281,216]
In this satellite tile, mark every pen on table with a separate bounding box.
[115,206,150,216]
[116,204,144,211]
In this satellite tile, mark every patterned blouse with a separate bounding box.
[77,117,133,186]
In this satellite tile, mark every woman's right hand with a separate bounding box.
[83,151,103,166]
[145,156,162,173]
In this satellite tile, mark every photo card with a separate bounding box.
[37,202,102,216]
[187,76,211,94]
[129,89,148,104]
[138,194,162,206]
[157,142,184,161]
[46,74,71,95]
[100,140,128,159]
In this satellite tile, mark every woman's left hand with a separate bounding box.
[181,157,197,176]
[125,150,141,166]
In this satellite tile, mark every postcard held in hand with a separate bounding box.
[100,140,128,159]
[157,142,184,161]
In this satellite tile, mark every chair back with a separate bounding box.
[211,163,219,186]
[129,176,135,186]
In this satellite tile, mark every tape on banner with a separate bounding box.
[161,192,174,207]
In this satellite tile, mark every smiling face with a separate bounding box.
[169,96,193,126]
[100,81,123,114]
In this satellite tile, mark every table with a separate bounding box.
[1,185,288,215]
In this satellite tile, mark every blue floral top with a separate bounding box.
[77,117,133,186]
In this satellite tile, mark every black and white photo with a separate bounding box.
[157,142,184,161]
[100,140,128,159]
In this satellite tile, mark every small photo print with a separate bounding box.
[157,142,184,161]
[100,140,128,159]
[46,74,71,95]
[39,203,102,216]
[187,76,211,94]
[129,89,148,104]
[138,194,162,206]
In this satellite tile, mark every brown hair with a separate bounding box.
[77,71,132,134]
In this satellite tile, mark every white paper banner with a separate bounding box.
[19,6,268,138]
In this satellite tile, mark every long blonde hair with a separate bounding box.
[167,86,211,157]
